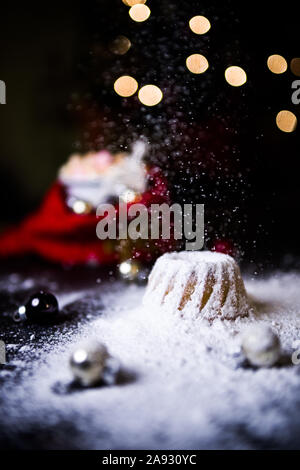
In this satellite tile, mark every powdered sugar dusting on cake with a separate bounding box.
[143,251,252,321]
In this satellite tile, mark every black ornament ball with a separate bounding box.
[14,291,59,323]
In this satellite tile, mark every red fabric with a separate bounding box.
[0,167,170,265]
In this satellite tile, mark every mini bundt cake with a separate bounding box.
[143,251,250,321]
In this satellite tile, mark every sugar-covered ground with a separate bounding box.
[1,271,300,449]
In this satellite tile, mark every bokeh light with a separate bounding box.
[138,85,163,106]
[267,55,287,74]
[186,54,209,74]
[189,16,211,35]
[120,189,138,203]
[119,260,132,275]
[122,0,146,5]
[276,110,297,133]
[291,58,300,77]
[225,66,247,87]
[129,4,151,22]
[72,200,91,215]
[110,36,131,55]
[114,76,138,97]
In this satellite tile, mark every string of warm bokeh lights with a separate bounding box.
[267,54,300,78]
[113,2,298,132]
[266,53,298,132]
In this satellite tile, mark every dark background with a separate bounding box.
[0,0,299,268]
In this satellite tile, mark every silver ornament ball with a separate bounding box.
[241,324,281,367]
[70,341,119,387]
